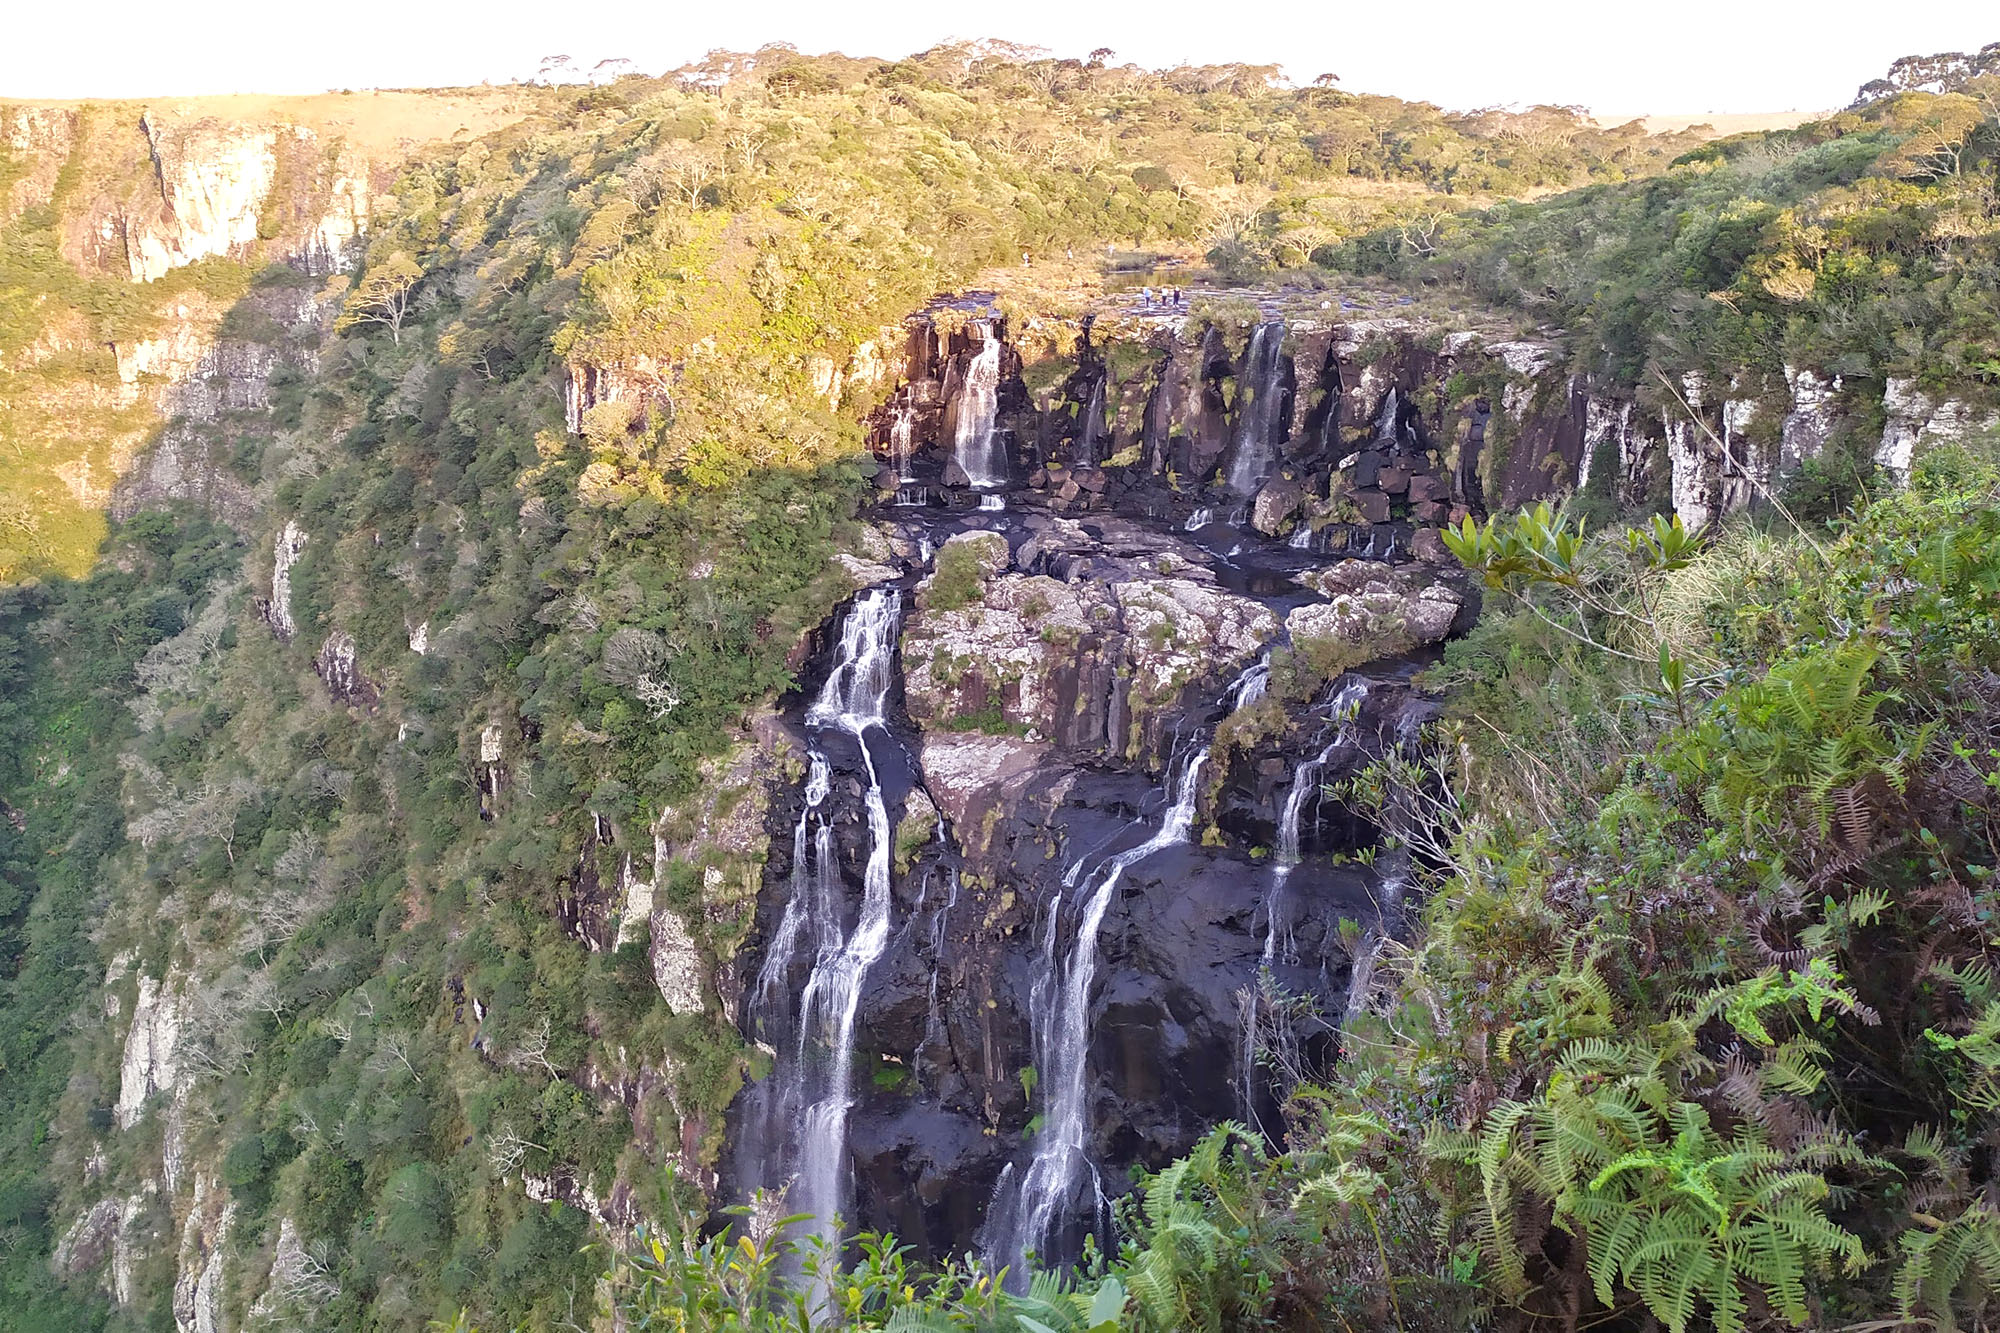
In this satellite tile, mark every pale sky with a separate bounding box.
[5,0,1994,116]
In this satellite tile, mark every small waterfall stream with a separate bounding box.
[1075,376,1108,467]
[1231,651,1272,712]
[743,588,904,1261]
[889,401,918,482]
[1240,677,1372,1136]
[1226,320,1289,496]
[953,324,1006,488]
[1258,677,1368,965]
[985,741,1214,1274]
[985,654,1274,1272]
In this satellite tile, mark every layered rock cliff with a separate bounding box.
[837,296,2000,542]
[0,96,512,578]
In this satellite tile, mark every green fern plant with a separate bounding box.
[1895,1202,2000,1333]
[1665,640,1932,861]
[1891,1123,2000,1331]
[1431,1035,1868,1333]
[1121,1123,1272,1333]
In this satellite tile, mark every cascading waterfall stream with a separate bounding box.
[743,588,904,1266]
[917,858,963,1081]
[1226,320,1288,496]
[952,324,1005,488]
[1076,376,1108,467]
[984,656,1253,1273]
[1257,677,1368,966]
[889,401,918,482]
[1231,651,1271,712]
[1240,677,1372,1136]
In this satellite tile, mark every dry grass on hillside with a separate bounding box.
[14,88,533,155]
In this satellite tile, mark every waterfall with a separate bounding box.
[1226,321,1288,496]
[1372,387,1403,443]
[742,588,904,1264]
[1342,853,1406,1032]
[1230,652,1271,713]
[986,742,1213,1275]
[1257,677,1367,965]
[1288,524,1315,551]
[889,401,917,482]
[918,860,962,1082]
[953,324,1006,488]
[1240,678,1371,1135]
[1183,506,1214,532]
[1341,930,1382,1031]
[1075,376,1107,467]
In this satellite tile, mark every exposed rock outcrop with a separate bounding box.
[1878,376,2000,477]
[263,520,307,642]
[856,303,1999,539]
[115,975,184,1130]
[902,523,1277,762]
[1288,560,1471,667]
[313,629,379,709]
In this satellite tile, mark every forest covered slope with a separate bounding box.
[1,37,1999,1333]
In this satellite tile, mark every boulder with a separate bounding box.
[1410,527,1457,566]
[1287,560,1468,667]
[834,553,899,589]
[1250,471,1306,535]
[1346,489,1392,524]
[920,734,1051,857]
[903,554,1277,759]
[937,529,1010,579]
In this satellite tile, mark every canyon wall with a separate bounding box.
[837,300,1999,542]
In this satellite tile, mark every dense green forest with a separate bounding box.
[2,35,2000,1333]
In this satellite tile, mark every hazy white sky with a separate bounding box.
[5,0,1994,115]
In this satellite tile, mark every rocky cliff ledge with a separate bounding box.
[823,299,2000,541]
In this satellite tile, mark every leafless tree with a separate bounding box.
[130,776,262,865]
[601,627,668,686]
[487,1123,547,1177]
[657,145,723,211]
[724,126,771,174]
[566,591,604,633]
[370,1031,423,1084]
[634,672,683,720]
[505,1015,562,1077]
[266,1229,342,1306]
[1397,208,1453,257]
